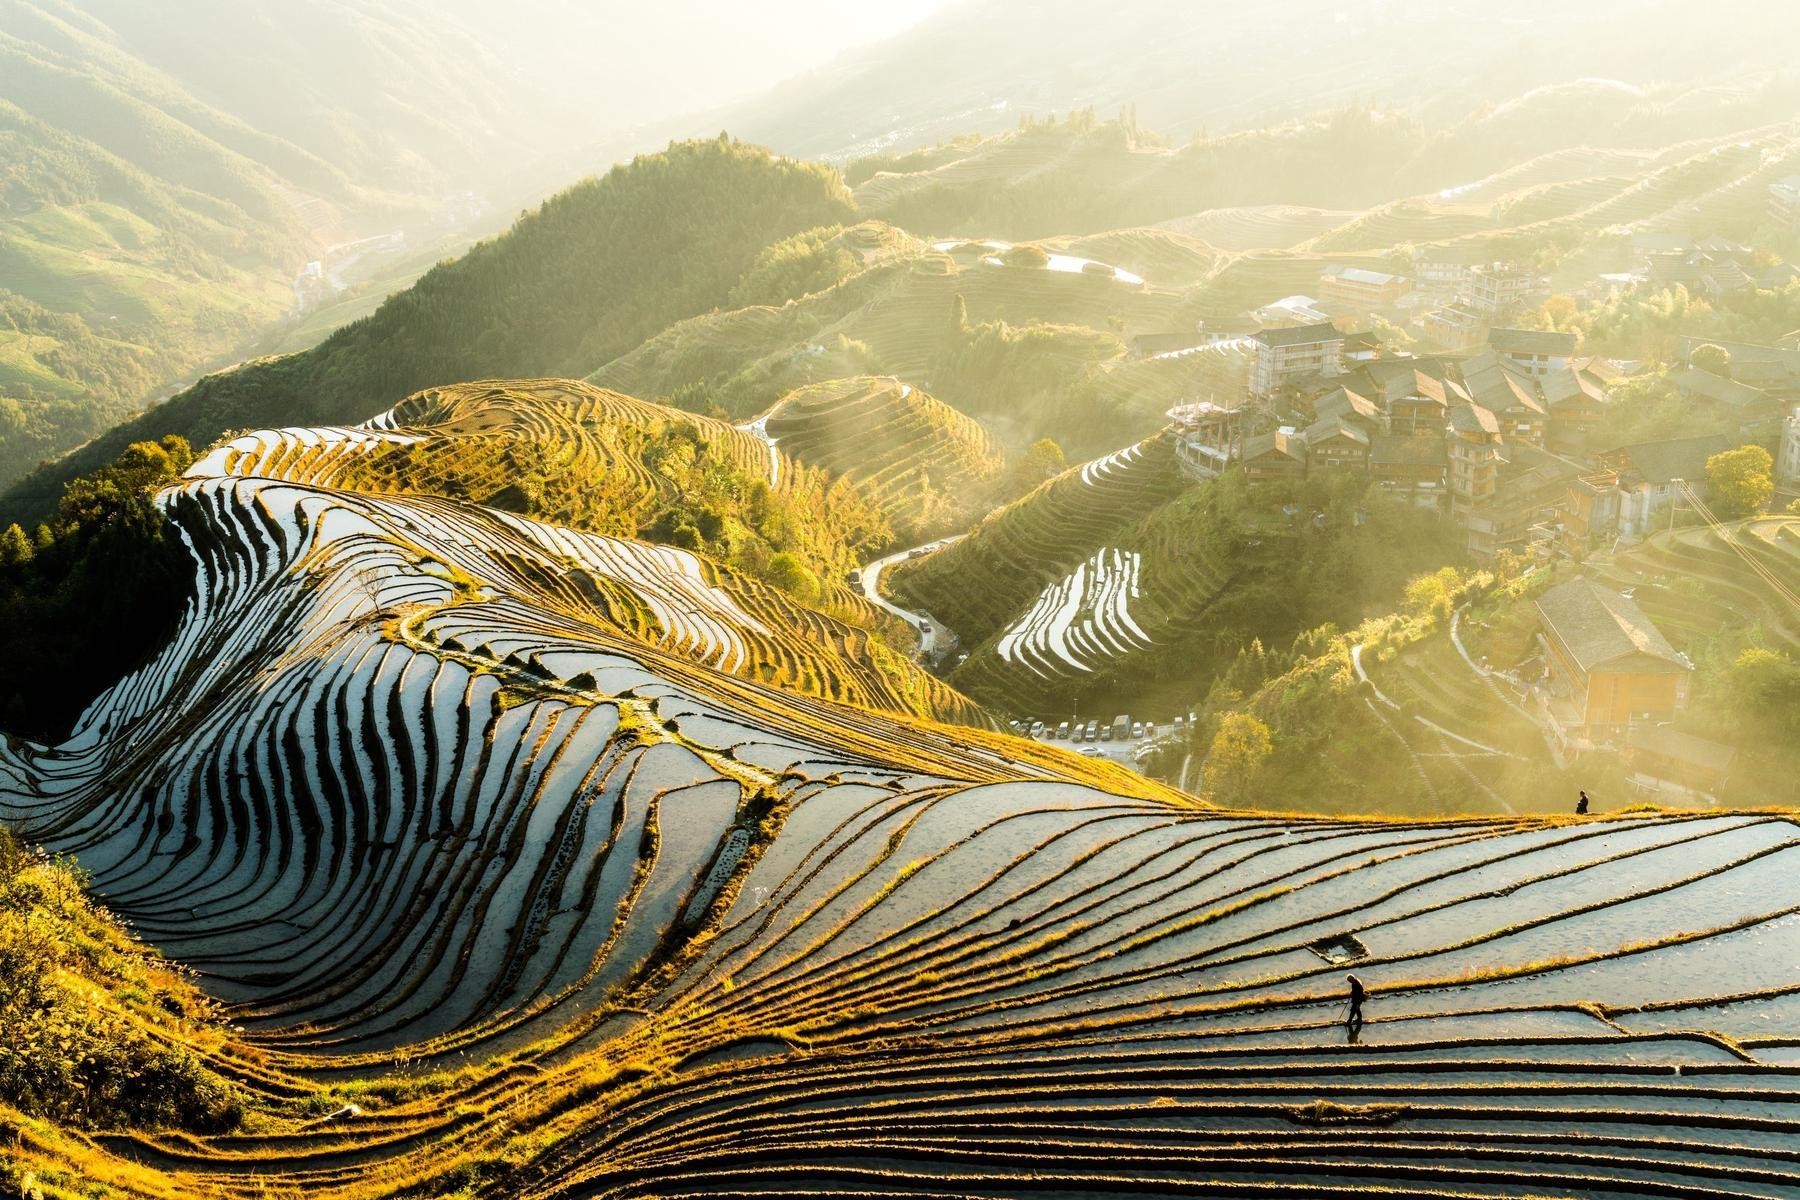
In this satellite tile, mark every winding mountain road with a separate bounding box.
[860,536,964,658]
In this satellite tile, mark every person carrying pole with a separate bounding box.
[1345,973,1367,1037]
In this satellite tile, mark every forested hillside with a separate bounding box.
[1,137,856,523]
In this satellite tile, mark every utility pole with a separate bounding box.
[1668,477,1684,535]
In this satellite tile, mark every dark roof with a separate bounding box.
[1243,430,1307,463]
[1449,402,1501,434]
[1252,322,1342,349]
[1602,433,1735,486]
[1489,327,1577,357]
[1674,368,1770,408]
[1303,417,1370,446]
[1313,386,1381,423]
[1369,433,1447,467]
[1535,578,1687,674]
[1759,264,1800,290]
[1460,354,1545,413]
[1538,367,1606,409]
[1626,725,1737,773]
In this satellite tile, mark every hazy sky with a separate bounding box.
[457,0,964,123]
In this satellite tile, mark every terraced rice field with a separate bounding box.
[993,546,1152,677]
[3,410,1800,1194]
[762,375,1007,536]
[1585,520,1800,660]
[173,380,981,726]
[886,431,1187,646]
[892,433,1262,704]
[1157,206,1358,252]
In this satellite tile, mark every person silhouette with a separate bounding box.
[1345,973,1367,1037]
[1576,791,1590,815]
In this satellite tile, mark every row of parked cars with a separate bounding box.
[1008,713,1199,746]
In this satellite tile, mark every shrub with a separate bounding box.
[0,832,244,1132]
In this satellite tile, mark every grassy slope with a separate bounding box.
[0,831,274,1197]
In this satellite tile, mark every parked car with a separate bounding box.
[1131,722,1144,739]
[1056,721,1070,740]
[1173,715,1185,734]
[918,621,932,634]
[1079,746,1104,757]
[1110,714,1130,741]
[1029,721,1044,738]
[848,569,862,586]
[1099,723,1113,742]
[1085,720,1099,741]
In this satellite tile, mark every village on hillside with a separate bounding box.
[1141,176,1800,806]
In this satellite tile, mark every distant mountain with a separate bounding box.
[733,0,1800,161]
[0,137,855,522]
[0,0,942,489]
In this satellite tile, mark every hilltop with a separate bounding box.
[735,0,1800,158]
[761,375,1008,539]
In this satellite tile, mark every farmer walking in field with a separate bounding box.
[1576,791,1590,815]
[1345,974,1367,1037]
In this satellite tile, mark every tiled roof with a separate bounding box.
[1489,327,1577,357]
[1449,402,1501,434]
[1369,432,1447,467]
[1253,322,1342,349]
[1535,578,1687,674]
[1674,368,1769,408]
[1243,430,1307,463]
[1626,724,1736,773]
[1604,432,1735,485]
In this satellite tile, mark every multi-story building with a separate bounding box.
[1597,433,1735,539]
[1301,418,1371,473]
[1167,401,1243,481]
[1368,433,1448,506]
[1421,301,1484,349]
[1249,323,1344,399]
[1562,469,1624,556]
[1778,405,1800,493]
[1318,265,1412,310]
[1468,262,1540,317]
[1447,402,1503,514]
[1240,430,1308,481]
[1488,327,1576,377]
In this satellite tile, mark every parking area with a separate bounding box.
[1008,713,1195,774]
